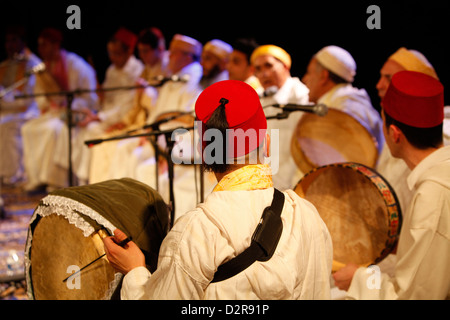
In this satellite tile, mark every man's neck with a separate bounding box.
[403,145,442,170]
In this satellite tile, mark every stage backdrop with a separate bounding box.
[1,0,449,108]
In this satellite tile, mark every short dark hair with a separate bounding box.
[232,38,259,64]
[383,110,443,149]
[138,27,164,50]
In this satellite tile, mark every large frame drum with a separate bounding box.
[294,163,402,271]
[25,178,169,300]
[291,109,379,174]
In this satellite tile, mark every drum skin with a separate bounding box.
[291,109,378,174]
[25,178,169,300]
[294,163,402,271]
[30,215,115,300]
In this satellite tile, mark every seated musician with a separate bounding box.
[333,71,450,300]
[103,80,333,299]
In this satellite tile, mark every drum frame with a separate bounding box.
[295,162,402,267]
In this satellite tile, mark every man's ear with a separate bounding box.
[264,133,271,158]
[388,123,404,144]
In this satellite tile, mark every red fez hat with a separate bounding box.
[114,27,138,50]
[382,70,444,128]
[195,80,267,158]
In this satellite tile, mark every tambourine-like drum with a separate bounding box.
[25,178,169,300]
[294,163,401,271]
[291,109,379,174]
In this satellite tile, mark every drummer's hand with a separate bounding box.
[103,228,146,275]
[332,263,359,291]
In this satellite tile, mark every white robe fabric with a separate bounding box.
[0,51,41,182]
[260,77,310,190]
[60,55,144,183]
[121,188,333,299]
[21,51,98,189]
[347,146,450,300]
[133,61,219,221]
[90,61,203,185]
[318,83,384,154]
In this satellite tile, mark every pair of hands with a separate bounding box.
[102,229,146,275]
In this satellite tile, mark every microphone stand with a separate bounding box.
[14,82,165,187]
[0,72,36,219]
[85,125,194,229]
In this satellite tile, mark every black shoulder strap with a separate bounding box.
[211,188,285,283]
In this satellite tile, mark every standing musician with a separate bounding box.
[333,71,450,299]
[103,80,333,299]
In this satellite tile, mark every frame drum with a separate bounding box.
[291,109,379,174]
[294,163,402,271]
[25,178,169,300]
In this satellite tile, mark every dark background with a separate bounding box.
[2,0,449,110]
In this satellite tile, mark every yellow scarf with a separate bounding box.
[213,164,273,192]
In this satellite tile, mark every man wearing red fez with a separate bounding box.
[334,71,450,299]
[103,80,333,299]
[21,27,98,191]
[73,27,144,183]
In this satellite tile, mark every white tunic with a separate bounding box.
[121,188,333,299]
[21,51,98,189]
[133,62,211,220]
[347,146,450,299]
[0,51,41,182]
[318,83,384,154]
[61,55,144,182]
[260,77,310,190]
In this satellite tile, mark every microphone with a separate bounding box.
[152,74,190,86]
[26,62,46,76]
[13,53,28,62]
[259,86,278,98]
[271,103,328,116]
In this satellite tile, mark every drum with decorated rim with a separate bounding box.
[294,162,402,271]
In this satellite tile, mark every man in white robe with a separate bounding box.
[251,45,310,190]
[86,27,167,183]
[21,28,98,191]
[56,28,144,185]
[333,71,450,300]
[199,39,232,90]
[375,48,448,212]
[0,26,41,185]
[103,80,333,299]
[302,45,384,154]
[227,38,262,94]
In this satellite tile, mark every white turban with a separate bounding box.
[203,39,233,61]
[315,45,356,83]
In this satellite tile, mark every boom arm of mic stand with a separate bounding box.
[265,111,290,121]
[84,126,194,147]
